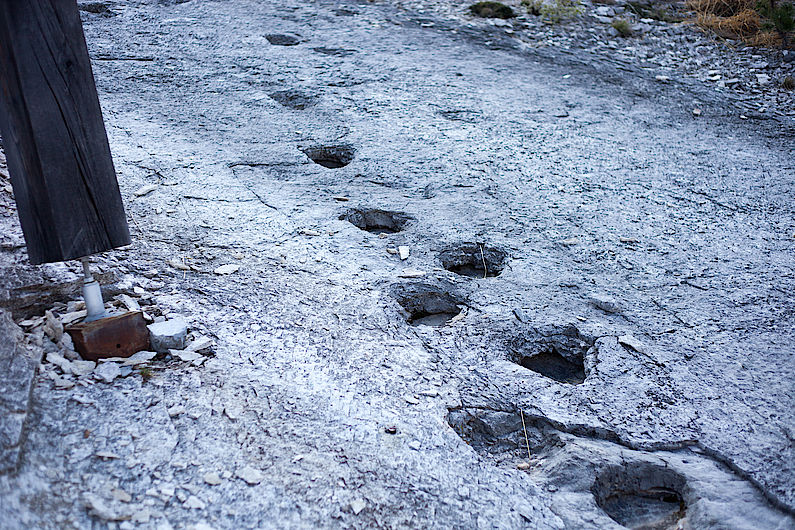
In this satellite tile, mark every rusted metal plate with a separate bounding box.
[65,311,150,361]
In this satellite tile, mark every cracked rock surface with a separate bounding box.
[0,0,793,528]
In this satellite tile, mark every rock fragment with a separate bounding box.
[71,359,97,376]
[131,509,151,523]
[350,498,367,515]
[183,496,206,509]
[84,493,129,521]
[397,269,425,278]
[589,294,621,314]
[167,405,186,418]
[61,310,87,326]
[134,184,158,197]
[122,350,157,366]
[46,352,72,373]
[94,362,121,383]
[112,488,132,503]
[117,294,141,312]
[147,318,187,353]
[186,335,213,352]
[237,465,264,485]
[203,472,222,485]
[618,334,646,354]
[167,258,190,271]
[44,310,64,342]
[172,349,201,363]
[213,264,240,275]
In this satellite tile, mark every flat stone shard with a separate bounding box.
[183,495,206,509]
[94,362,121,383]
[213,264,239,275]
[147,318,187,353]
[203,472,222,485]
[122,350,156,366]
[43,310,63,342]
[589,294,621,314]
[237,465,263,485]
[618,334,646,354]
[84,493,130,521]
[0,309,42,473]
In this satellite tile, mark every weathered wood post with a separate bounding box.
[0,0,130,265]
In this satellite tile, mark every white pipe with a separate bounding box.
[81,257,106,321]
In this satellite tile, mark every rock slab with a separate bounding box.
[147,318,187,353]
[0,309,42,473]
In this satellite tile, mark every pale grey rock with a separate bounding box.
[0,310,42,473]
[117,294,141,312]
[147,318,187,353]
[45,352,72,374]
[167,405,186,418]
[183,495,206,509]
[131,508,151,523]
[0,1,793,528]
[237,466,263,485]
[43,310,63,343]
[94,362,121,383]
[185,336,212,352]
[122,350,157,366]
[84,493,129,521]
[71,360,96,377]
[112,488,132,503]
[171,349,201,362]
[203,472,222,485]
[589,294,621,314]
[618,334,646,354]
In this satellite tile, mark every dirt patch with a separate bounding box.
[439,243,507,278]
[341,208,412,234]
[300,144,355,168]
[592,463,688,530]
[391,283,464,326]
[269,89,318,110]
[266,34,300,46]
[507,324,593,384]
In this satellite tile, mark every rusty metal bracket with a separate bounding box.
[66,311,150,361]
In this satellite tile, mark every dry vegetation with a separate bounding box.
[688,0,795,48]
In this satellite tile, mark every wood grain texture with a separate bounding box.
[0,0,130,264]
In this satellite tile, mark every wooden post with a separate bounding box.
[0,0,130,265]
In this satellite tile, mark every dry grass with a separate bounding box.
[688,0,795,47]
[746,29,786,45]
[695,9,761,38]
[686,0,755,17]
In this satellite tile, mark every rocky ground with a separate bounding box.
[394,0,795,117]
[0,0,793,528]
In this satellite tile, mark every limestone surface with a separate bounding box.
[0,0,793,528]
